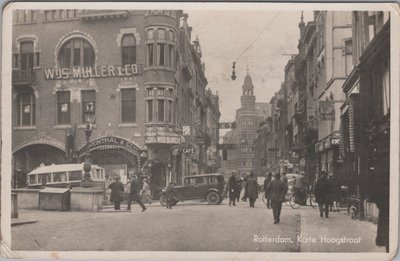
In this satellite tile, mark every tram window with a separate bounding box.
[29,174,37,184]
[69,171,82,181]
[96,169,100,179]
[38,173,51,184]
[53,172,67,182]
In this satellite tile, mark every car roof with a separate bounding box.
[28,163,103,175]
[184,173,223,178]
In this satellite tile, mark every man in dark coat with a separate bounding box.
[246,172,259,208]
[314,171,332,218]
[264,173,273,209]
[127,175,147,212]
[109,176,124,210]
[228,173,238,206]
[266,173,287,224]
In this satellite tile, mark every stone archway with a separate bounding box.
[13,143,66,188]
[76,136,142,182]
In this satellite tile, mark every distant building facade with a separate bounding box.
[221,72,268,177]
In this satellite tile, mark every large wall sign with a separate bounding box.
[43,64,141,80]
[79,136,141,157]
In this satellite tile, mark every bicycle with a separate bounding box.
[289,186,317,209]
[261,192,291,207]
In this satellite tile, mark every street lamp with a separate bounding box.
[167,162,172,186]
[81,112,95,188]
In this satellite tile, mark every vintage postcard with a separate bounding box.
[1,2,399,260]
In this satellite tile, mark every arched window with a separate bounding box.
[122,34,136,65]
[16,91,35,127]
[58,38,95,68]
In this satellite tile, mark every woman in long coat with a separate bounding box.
[109,176,124,210]
[246,172,259,208]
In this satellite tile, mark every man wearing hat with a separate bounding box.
[108,175,124,210]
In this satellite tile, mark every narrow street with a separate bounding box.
[12,198,384,252]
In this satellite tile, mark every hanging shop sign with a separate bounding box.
[182,147,197,154]
[43,64,141,80]
[218,122,236,129]
[331,138,340,145]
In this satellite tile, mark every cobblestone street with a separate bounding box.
[12,199,385,252]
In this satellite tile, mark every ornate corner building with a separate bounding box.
[11,10,220,198]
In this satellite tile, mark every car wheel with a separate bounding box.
[207,191,220,205]
[159,195,167,207]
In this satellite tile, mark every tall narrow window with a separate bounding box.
[147,44,154,66]
[158,100,165,122]
[57,91,71,125]
[168,100,173,123]
[20,41,34,70]
[147,100,153,122]
[344,39,353,76]
[122,34,136,65]
[121,88,136,123]
[16,92,35,126]
[157,43,165,66]
[81,90,96,124]
[83,41,94,67]
[12,54,18,68]
[168,44,174,68]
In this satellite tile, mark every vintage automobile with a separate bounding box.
[159,173,225,206]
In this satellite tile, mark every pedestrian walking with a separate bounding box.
[328,173,341,211]
[314,171,332,218]
[165,182,178,209]
[109,176,124,210]
[246,172,259,208]
[264,173,273,209]
[127,175,147,212]
[266,173,288,224]
[370,169,389,252]
[235,177,243,202]
[241,176,248,201]
[281,172,288,186]
[140,177,152,205]
[228,173,238,206]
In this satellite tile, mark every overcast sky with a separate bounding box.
[186,10,313,122]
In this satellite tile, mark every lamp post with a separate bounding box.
[81,113,95,188]
[167,162,172,186]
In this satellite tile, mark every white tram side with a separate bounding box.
[27,163,106,189]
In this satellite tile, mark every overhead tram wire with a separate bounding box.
[231,11,281,80]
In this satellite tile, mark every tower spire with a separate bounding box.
[299,10,306,38]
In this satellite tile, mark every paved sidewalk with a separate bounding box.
[299,207,385,252]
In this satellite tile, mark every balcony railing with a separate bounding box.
[12,69,36,85]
